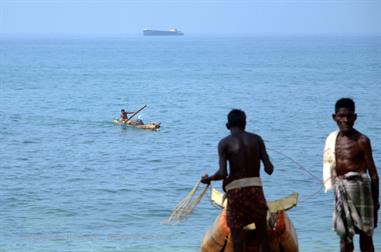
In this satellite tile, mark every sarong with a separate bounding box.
[333,172,374,238]
[226,185,268,229]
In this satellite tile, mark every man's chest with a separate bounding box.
[335,137,362,160]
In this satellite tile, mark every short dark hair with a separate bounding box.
[335,98,355,112]
[227,109,246,129]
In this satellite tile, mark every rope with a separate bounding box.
[298,184,325,204]
[268,148,325,202]
[269,148,322,183]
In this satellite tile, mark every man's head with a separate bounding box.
[333,98,357,133]
[335,98,355,113]
[121,109,125,113]
[226,109,246,130]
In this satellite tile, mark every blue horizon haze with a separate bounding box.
[1,0,381,36]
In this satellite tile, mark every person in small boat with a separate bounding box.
[120,109,135,122]
[323,98,379,252]
[120,109,144,125]
[201,109,274,252]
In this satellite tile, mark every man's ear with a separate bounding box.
[354,113,357,121]
[332,114,336,121]
[226,123,230,130]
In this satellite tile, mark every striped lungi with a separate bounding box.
[333,172,374,238]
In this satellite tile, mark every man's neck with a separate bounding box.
[339,128,357,137]
[230,127,244,135]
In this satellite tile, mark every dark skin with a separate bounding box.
[201,126,273,252]
[333,107,379,252]
[120,110,135,121]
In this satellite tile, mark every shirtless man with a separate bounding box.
[120,109,135,122]
[330,98,379,252]
[201,109,273,252]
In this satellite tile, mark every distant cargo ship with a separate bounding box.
[143,28,184,36]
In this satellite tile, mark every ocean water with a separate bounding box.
[0,35,380,252]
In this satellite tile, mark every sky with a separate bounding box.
[0,0,380,36]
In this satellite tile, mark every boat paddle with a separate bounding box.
[125,105,147,124]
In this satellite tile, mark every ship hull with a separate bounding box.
[143,30,184,36]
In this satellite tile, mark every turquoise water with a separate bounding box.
[1,36,380,251]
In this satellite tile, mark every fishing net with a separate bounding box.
[164,181,209,224]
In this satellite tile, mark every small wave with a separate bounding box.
[147,159,162,163]
[96,188,130,194]
[45,208,77,217]
[65,177,87,183]
[22,140,40,144]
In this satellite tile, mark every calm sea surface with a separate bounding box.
[1,36,380,251]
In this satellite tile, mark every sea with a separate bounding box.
[1,35,380,252]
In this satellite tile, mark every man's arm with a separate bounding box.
[361,136,379,227]
[259,137,274,175]
[201,140,228,184]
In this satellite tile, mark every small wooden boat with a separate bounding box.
[113,118,160,130]
[201,189,299,252]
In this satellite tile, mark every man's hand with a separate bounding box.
[201,174,211,185]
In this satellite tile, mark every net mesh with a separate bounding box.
[163,181,209,224]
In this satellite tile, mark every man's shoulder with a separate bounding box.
[245,131,263,141]
[356,130,370,146]
[219,134,244,146]
[219,135,232,145]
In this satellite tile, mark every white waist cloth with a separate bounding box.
[225,177,262,192]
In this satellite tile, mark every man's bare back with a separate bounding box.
[201,109,273,252]
[219,131,273,188]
